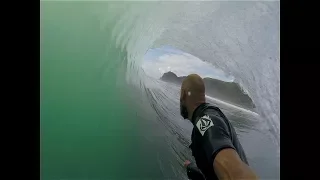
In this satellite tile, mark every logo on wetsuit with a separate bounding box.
[196,115,214,136]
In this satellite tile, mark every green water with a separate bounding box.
[41,2,140,179]
[41,2,187,179]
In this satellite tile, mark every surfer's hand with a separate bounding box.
[184,160,191,167]
[184,160,206,180]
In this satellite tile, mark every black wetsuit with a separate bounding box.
[188,103,248,180]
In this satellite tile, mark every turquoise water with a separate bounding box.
[41,1,279,179]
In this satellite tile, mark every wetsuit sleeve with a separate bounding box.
[195,114,235,166]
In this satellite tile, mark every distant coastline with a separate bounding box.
[160,71,255,110]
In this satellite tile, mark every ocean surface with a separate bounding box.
[40,1,280,180]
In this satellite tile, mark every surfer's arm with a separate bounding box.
[213,148,258,180]
[195,114,258,179]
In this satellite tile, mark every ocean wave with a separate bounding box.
[41,1,279,179]
[100,1,280,145]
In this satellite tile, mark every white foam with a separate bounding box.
[205,95,259,117]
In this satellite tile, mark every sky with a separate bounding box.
[142,45,234,82]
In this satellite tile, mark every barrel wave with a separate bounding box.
[41,1,279,180]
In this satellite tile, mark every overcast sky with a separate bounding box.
[142,46,234,82]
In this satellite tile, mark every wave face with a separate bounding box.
[41,1,279,180]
